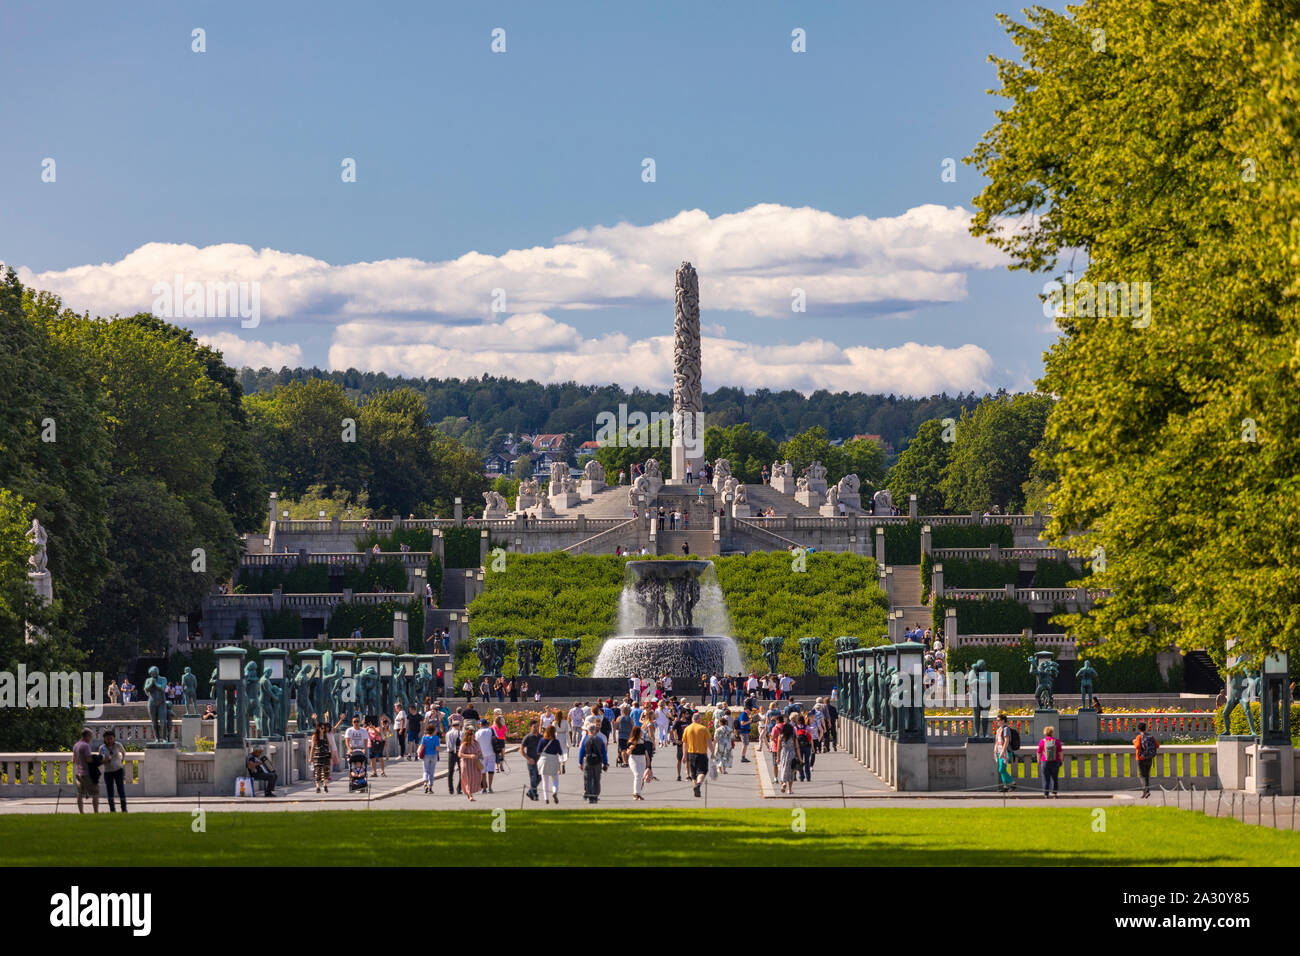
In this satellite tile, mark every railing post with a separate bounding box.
[875,527,885,566]
[908,494,918,521]
[920,523,931,556]
[453,498,463,528]
[932,563,944,599]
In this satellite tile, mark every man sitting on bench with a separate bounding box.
[246,746,278,797]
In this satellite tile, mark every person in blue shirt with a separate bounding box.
[419,723,441,794]
[579,725,608,803]
[736,708,753,763]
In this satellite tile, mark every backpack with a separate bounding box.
[1007,727,1021,752]
[1042,737,1058,762]
[1138,733,1159,759]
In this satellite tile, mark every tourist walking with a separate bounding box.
[714,714,734,774]
[736,706,752,762]
[99,730,127,812]
[1037,726,1063,797]
[538,726,564,802]
[419,722,441,793]
[994,714,1016,791]
[458,721,484,800]
[308,722,334,793]
[445,719,462,795]
[1133,721,1160,798]
[106,680,120,705]
[683,711,712,798]
[475,719,497,793]
[567,702,583,748]
[521,719,542,801]
[777,722,800,794]
[72,728,100,813]
[616,705,634,767]
[628,726,650,799]
[406,703,422,759]
[580,722,608,803]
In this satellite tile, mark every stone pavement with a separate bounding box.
[0,740,1146,814]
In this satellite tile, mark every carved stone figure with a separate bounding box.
[181,666,198,716]
[1221,668,1259,737]
[713,458,732,488]
[552,638,580,677]
[516,639,543,677]
[483,490,508,514]
[519,476,540,497]
[1075,659,1098,710]
[825,485,839,509]
[643,458,662,481]
[761,636,785,674]
[145,666,171,742]
[357,665,380,717]
[807,461,827,482]
[796,476,809,493]
[798,637,820,676]
[583,459,605,483]
[773,461,793,479]
[548,461,570,498]
[258,670,284,737]
[966,659,991,738]
[734,483,748,504]
[628,474,652,507]
[838,474,861,496]
[1028,653,1059,710]
[671,261,703,483]
[872,488,893,515]
[475,638,498,677]
[27,519,48,572]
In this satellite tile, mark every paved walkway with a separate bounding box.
[0,741,1148,814]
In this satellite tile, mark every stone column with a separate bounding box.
[454,498,463,527]
[875,527,885,566]
[670,261,704,482]
[142,744,178,797]
[908,494,918,521]
[920,524,931,556]
[932,563,944,599]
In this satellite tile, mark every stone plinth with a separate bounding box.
[579,479,606,497]
[548,492,582,512]
[289,732,309,781]
[1217,737,1252,790]
[143,743,178,797]
[181,714,202,750]
[214,748,247,795]
[964,740,997,790]
[838,493,863,512]
[771,474,796,495]
[805,479,828,496]
[514,494,541,513]
[1032,709,1059,742]
[794,489,824,509]
[1244,743,1294,795]
[270,739,293,789]
[482,506,508,519]
[818,501,841,517]
[896,741,930,792]
[1075,708,1099,744]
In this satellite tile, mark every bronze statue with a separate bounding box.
[144,666,171,742]
[1075,659,1098,710]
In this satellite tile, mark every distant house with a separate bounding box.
[483,452,518,476]
[531,433,568,451]
[532,451,563,475]
[851,433,893,455]
[576,440,601,456]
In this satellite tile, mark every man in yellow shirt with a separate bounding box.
[682,712,712,798]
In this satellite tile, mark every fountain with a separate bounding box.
[592,560,742,678]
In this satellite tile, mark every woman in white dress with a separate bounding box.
[714,714,735,774]
[655,705,670,747]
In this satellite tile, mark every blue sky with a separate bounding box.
[1,0,1057,395]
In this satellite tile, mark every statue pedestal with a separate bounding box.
[1032,709,1059,742]
[732,503,752,518]
[579,479,606,497]
[181,714,201,750]
[1075,708,1099,744]
[548,492,582,512]
[838,493,863,512]
[771,475,796,496]
[529,501,556,518]
[818,502,840,517]
[794,489,824,509]
[805,479,828,496]
[482,507,508,520]
[142,743,178,797]
[514,494,540,513]
[964,740,996,789]
[269,738,293,789]
[1231,740,1294,795]
[25,570,53,643]
[288,732,309,781]
[214,748,247,795]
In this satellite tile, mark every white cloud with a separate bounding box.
[16,203,1005,325]
[327,316,995,396]
[198,332,304,370]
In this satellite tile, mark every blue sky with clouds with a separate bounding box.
[2,0,1059,396]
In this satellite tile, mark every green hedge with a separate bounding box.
[260,608,303,644]
[931,524,1014,549]
[882,523,921,565]
[461,552,890,679]
[1033,558,1080,588]
[947,642,1182,694]
[443,527,483,568]
[237,558,409,594]
[326,598,423,642]
[932,596,1035,635]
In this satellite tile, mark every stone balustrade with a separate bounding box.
[925,712,1218,742]
[0,752,146,796]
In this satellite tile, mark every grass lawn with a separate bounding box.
[2,807,1298,866]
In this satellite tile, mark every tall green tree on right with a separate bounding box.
[968,0,1300,663]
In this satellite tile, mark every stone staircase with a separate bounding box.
[654,528,718,557]
[891,564,930,632]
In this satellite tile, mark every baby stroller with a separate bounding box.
[348,749,368,791]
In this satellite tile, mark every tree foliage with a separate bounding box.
[968,0,1300,663]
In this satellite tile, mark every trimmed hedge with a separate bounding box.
[1214,702,1300,742]
[882,523,921,565]
[932,596,1035,635]
[931,524,1014,549]
[462,552,890,679]
[947,641,1182,694]
[443,527,483,569]
[237,558,409,594]
[327,598,424,643]
[260,608,303,645]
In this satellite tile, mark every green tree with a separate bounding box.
[836,437,887,487]
[246,379,367,502]
[358,388,435,516]
[886,419,953,514]
[940,394,1052,513]
[968,0,1300,663]
[428,429,490,517]
[703,423,778,483]
[777,425,833,476]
